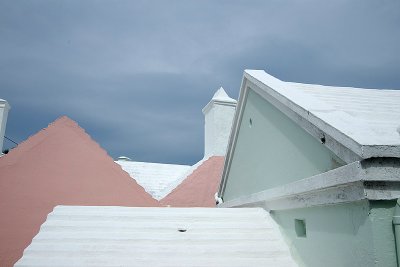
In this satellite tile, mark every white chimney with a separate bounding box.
[202,87,237,157]
[0,99,10,153]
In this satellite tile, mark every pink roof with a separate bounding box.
[0,116,159,267]
[160,156,224,207]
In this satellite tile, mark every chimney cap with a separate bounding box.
[0,99,10,109]
[212,87,236,103]
[202,87,237,114]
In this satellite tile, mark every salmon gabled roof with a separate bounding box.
[160,156,224,207]
[0,116,159,267]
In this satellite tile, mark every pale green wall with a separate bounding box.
[223,89,344,201]
[271,200,397,267]
[369,201,398,267]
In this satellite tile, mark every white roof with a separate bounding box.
[115,160,190,200]
[245,70,400,158]
[15,206,297,267]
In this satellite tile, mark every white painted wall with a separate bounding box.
[202,88,236,157]
[0,99,10,153]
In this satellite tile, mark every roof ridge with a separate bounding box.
[1,116,113,162]
[1,116,73,159]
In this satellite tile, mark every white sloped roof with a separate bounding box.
[15,206,298,267]
[115,160,190,200]
[245,70,400,159]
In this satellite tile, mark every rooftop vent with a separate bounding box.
[0,99,10,153]
[117,156,132,161]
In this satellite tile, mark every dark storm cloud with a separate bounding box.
[1,0,399,164]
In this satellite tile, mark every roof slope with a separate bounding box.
[161,156,224,207]
[245,70,400,158]
[0,116,158,267]
[115,160,190,200]
[15,206,297,267]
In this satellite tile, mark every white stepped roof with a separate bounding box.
[245,70,400,158]
[115,160,190,200]
[15,206,297,267]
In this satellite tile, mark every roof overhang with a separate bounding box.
[219,158,400,210]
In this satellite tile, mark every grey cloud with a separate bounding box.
[1,0,399,164]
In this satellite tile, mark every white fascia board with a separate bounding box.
[218,73,250,198]
[218,158,400,210]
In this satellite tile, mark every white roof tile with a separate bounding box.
[115,160,190,200]
[286,82,400,145]
[15,206,297,267]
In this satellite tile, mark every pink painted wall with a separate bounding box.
[0,117,159,267]
[160,156,224,207]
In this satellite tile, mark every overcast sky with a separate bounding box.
[1,0,399,165]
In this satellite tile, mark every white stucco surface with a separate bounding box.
[202,87,237,157]
[115,160,190,200]
[245,70,400,158]
[15,206,297,267]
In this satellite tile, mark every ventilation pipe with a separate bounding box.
[0,99,10,153]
